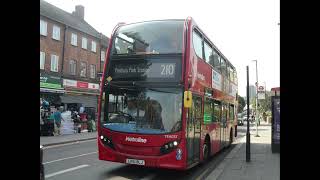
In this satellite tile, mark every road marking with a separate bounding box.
[44,151,97,164]
[45,164,90,178]
[43,139,96,149]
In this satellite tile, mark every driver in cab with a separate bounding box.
[123,97,145,117]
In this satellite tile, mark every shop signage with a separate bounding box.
[88,83,99,90]
[63,79,99,90]
[40,73,62,89]
[77,81,88,88]
[63,79,77,87]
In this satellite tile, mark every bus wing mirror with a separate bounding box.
[184,91,192,108]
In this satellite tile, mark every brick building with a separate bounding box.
[40,0,109,112]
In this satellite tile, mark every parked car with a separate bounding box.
[40,145,45,180]
[241,112,254,123]
[237,113,244,126]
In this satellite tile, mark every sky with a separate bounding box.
[44,0,280,97]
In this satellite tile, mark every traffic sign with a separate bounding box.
[258,86,264,91]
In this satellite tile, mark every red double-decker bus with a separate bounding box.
[97,17,238,170]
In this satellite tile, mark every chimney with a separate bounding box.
[72,5,84,20]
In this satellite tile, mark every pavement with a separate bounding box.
[40,131,97,147]
[205,121,280,180]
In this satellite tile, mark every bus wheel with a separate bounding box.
[203,137,210,161]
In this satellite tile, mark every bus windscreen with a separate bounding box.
[101,87,182,134]
[111,20,184,55]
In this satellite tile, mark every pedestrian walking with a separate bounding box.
[71,109,81,133]
[53,107,65,135]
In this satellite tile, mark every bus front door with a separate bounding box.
[187,95,202,165]
[220,105,227,149]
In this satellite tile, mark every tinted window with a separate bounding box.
[213,101,221,122]
[204,98,213,124]
[193,30,203,59]
[212,50,220,71]
[229,67,234,82]
[227,65,231,80]
[229,104,235,121]
[221,58,227,76]
[204,41,212,64]
[112,20,184,55]
[234,71,238,84]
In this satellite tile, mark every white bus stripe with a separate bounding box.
[45,164,90,178]
[43,151,97,164]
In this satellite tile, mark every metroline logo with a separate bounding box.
[125,136,147,143]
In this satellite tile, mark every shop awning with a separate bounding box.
[40,88,65,94]
[65,90,99,96]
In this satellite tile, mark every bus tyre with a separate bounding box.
[203,138,210,161]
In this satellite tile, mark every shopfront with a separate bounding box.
[61,79,100,113]
[40,73,64,106]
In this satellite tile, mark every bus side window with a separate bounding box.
[192,30,203,59]
[214,100,221,122]
[220,58,227,77]
[213,50,221,73]
[204,40,212,64]
[229,104,235,121]
[204,98,213,124]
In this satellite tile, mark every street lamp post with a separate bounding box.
[252,60,260,137]
[246,66,251,162]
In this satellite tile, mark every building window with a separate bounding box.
[192,30,203,59]
[71,33,77,46]
[50,54,59,72]
[90,65,96,79]
[91,41,96,52]
[40,51,45,69]
[40,20,47,36]
[101,50,105,62]
[69,60,76,75]
[52,25,60,40]
[82,37,87,49]
[80,62,87,77]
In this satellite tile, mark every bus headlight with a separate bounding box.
[160,140,180,154]
[100,135,115,150]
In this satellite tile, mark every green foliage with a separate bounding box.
[237,95,246,113]
[251,91,272,114]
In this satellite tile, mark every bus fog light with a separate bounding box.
[169,143,173,148]
[100,135,104,140]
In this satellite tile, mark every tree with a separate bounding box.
[237,95,246,113]
[251,91,272,114]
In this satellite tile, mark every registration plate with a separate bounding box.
[126,158,145,165]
